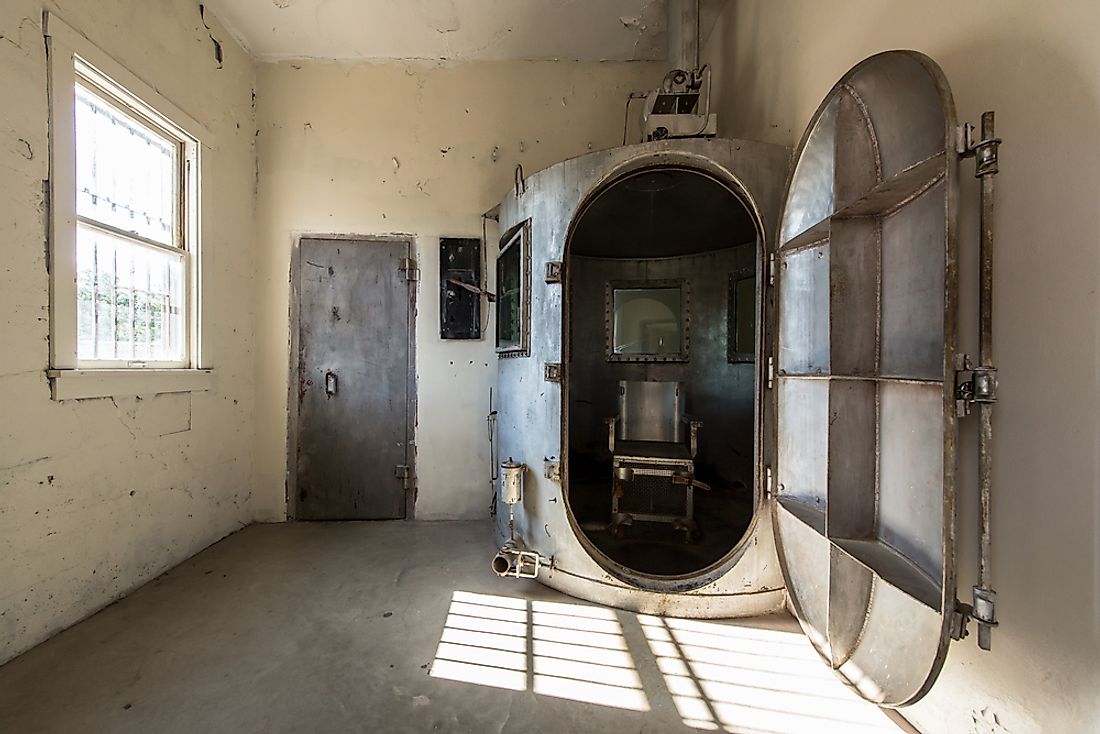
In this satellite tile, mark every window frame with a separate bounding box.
[604,278,692,363]
[45,14,212,397]
[727,269,757,364]
[494,221,531,358]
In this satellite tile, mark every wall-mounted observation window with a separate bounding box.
[605,280,690,362]
[728,273,756,363]
[495,222,530,357]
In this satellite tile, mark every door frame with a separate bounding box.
[286,233,418,520]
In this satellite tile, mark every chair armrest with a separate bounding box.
[680,417,702,457]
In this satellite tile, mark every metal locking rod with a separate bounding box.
[971,111,1001,650]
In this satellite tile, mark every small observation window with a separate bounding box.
[606,280,690,363]
[728,274,756,363]
[495,222,530,356]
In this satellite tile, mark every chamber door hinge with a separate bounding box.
[764,466,774,499]
[766,356,775,390]
[767,253,777,287]
[399,258,420,282]
[954,353,998,417]
[394,464,414,490]
[950,601,973,641]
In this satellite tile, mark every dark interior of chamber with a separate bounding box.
[566,167,759,577]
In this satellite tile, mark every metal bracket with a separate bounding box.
[949,601,973,641]
[955,353,998,417]
[972,586,998,634]
[394,464,414,490]
[766,356,775,390]
[956,122,1002,177]
[545,260,564,284]
[544,458,561,482]
[399,257,420,282]
[764,466,774,499]
[767,253,777,286]
[544,363,563,383]
[514,163,527,197]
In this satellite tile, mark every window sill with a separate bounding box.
[47,368,214,401]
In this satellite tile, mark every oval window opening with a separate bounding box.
[565,165,762,584]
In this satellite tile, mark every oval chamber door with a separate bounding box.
[770,50,960,706]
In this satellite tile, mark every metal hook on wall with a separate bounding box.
[514,163,526,198]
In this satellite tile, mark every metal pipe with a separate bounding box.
[668,0,699,72]
[491,539,546,579]
[973,111,1000,650]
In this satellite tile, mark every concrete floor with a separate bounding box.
[0,521,913,734]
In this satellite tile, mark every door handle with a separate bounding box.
[325,370,338,397]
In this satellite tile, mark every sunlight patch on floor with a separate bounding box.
[639,614,900,733]
[430,590,903,732]
[430,591,650,712]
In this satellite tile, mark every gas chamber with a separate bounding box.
[484,50,1002,707]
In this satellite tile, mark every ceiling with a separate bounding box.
[570,168,758,259]
[205,0,725,62]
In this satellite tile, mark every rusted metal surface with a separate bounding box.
[972,111,1001,650]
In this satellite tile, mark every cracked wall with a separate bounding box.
[702,1,1100,732]
[0,1,258,664]
[254,58,664,521]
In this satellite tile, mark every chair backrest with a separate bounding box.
[617,380,684,443]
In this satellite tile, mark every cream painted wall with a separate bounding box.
[0,2,257,664]
[254,60,664,522]
[703,2,1100,732]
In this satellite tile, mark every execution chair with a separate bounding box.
[605,380,709,542]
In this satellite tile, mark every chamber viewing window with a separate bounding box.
[606,280,689,362]
[728,274,756,363]
[495,223,530,357]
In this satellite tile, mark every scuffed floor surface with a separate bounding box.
[0,521,913,733]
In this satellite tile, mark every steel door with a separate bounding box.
[770,51,961,706]
[294,238,414,520]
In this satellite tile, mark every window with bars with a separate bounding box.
[74,77,189,364]
[44,20,203,378]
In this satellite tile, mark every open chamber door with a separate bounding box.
[770,51,960,706]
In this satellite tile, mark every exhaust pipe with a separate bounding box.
[668,0,700,73]
[491,540,546,579]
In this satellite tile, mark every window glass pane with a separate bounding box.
[496,239,523,351]
[612,288,682,355]
[76,81,178,246]
[76,224,185,362]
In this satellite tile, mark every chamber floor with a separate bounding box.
[569,465,754,576]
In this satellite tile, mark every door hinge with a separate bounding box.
[950,601,973,641]
[767,253,777,287]
[399,258,420,282]
[954,353,997,417]
[394,464,414,490]
[766,356,775,390]
[765,466,774,499]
